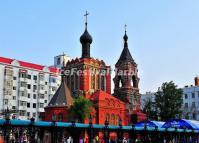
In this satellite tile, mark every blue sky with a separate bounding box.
[1,0,199,93]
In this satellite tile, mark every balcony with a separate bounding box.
[39,80,45,85]
[18,105,27,111]
[38,108,44,113]
[38,98,45,103]
[19,95,28,101]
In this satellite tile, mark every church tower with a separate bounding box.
[113,27,140,112]
[64,11,111,98]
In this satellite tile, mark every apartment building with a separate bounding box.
[0,54,70,120]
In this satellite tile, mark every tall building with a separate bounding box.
[0,56,61,120]
[44,14,146,125]
[54,53,71,69]
[181,77,199,120]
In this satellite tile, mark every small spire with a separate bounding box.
[123,24,128,47]
[125,24,127,33]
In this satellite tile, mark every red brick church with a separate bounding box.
[43,16,146,125]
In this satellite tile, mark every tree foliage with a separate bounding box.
[155,81,183,121]
[69,96,93,123]
[142,98,156,120]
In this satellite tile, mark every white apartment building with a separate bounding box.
[0,54,70,120]
[141,77,199,121]
[181,77,199,120]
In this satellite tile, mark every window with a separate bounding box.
[40,94,44,99]
[27,112,30,117]
[33,94,36,99]
[58,113,63,121]
[20,82,27,87]
[45,91,47,94]
[28,94,30,98]
[27,75,31,79]
[45,100,47,103]
[4,99,8,105]
[21,91,25,97]
[33,113,36,117]
[39,103,44,108]
[193,113,196,120]
[19,73,26,78]
[45,82,48,85]
[13,86,16,90]
[33,75,37,80]
[39,74,44,81]
[185,94,188,99]
[185,103,188,108]
[33,103,36,108]
[33,85,37,90]
[57,57,61,65]
[13,77,17,80]
[52,87,56,91]
[192,102,196,108]
[192,93,195,98]
[40,85,44,90]
[12,106,16,110]
[12,96,16,100]
[27,84,31,89]
[50,77,56,83]
[20,101,26,106]
[27,103,30,108]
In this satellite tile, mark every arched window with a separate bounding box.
[101,76,105,91]
[58,113,63,121]
[96,74,99,89]
[118,76,122,88]
[132,75,137,88]
[115,115,120,125]
[105,114,110,122]
[91,75,95,89]
[111,114,115,125]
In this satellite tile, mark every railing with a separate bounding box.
[0,119,199,143]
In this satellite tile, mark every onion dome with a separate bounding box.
[80,25,93,44]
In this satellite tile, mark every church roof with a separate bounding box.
[91,90,125,103]
[48,77,73,107]
[116,30,135,66]
[117,46,134,64]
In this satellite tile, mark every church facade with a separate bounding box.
[43,17,146,125]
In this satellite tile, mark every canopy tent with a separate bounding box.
[135,120,165,128]
[162,119,199,130]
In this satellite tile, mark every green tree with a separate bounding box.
[142,99,157,120]
[69,96,93,123]
[155,81,183,121]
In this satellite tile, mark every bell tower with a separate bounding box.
[113,26,140,112]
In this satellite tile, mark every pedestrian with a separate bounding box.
[122,137,127,143]
[79,137,84,143]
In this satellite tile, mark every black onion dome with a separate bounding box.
[80,28,93,44]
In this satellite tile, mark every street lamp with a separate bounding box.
[118,117,123,142]
[51,114,57,143]
[104,118,109,143]
[89,114,93,143]
[29,117,35,143]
